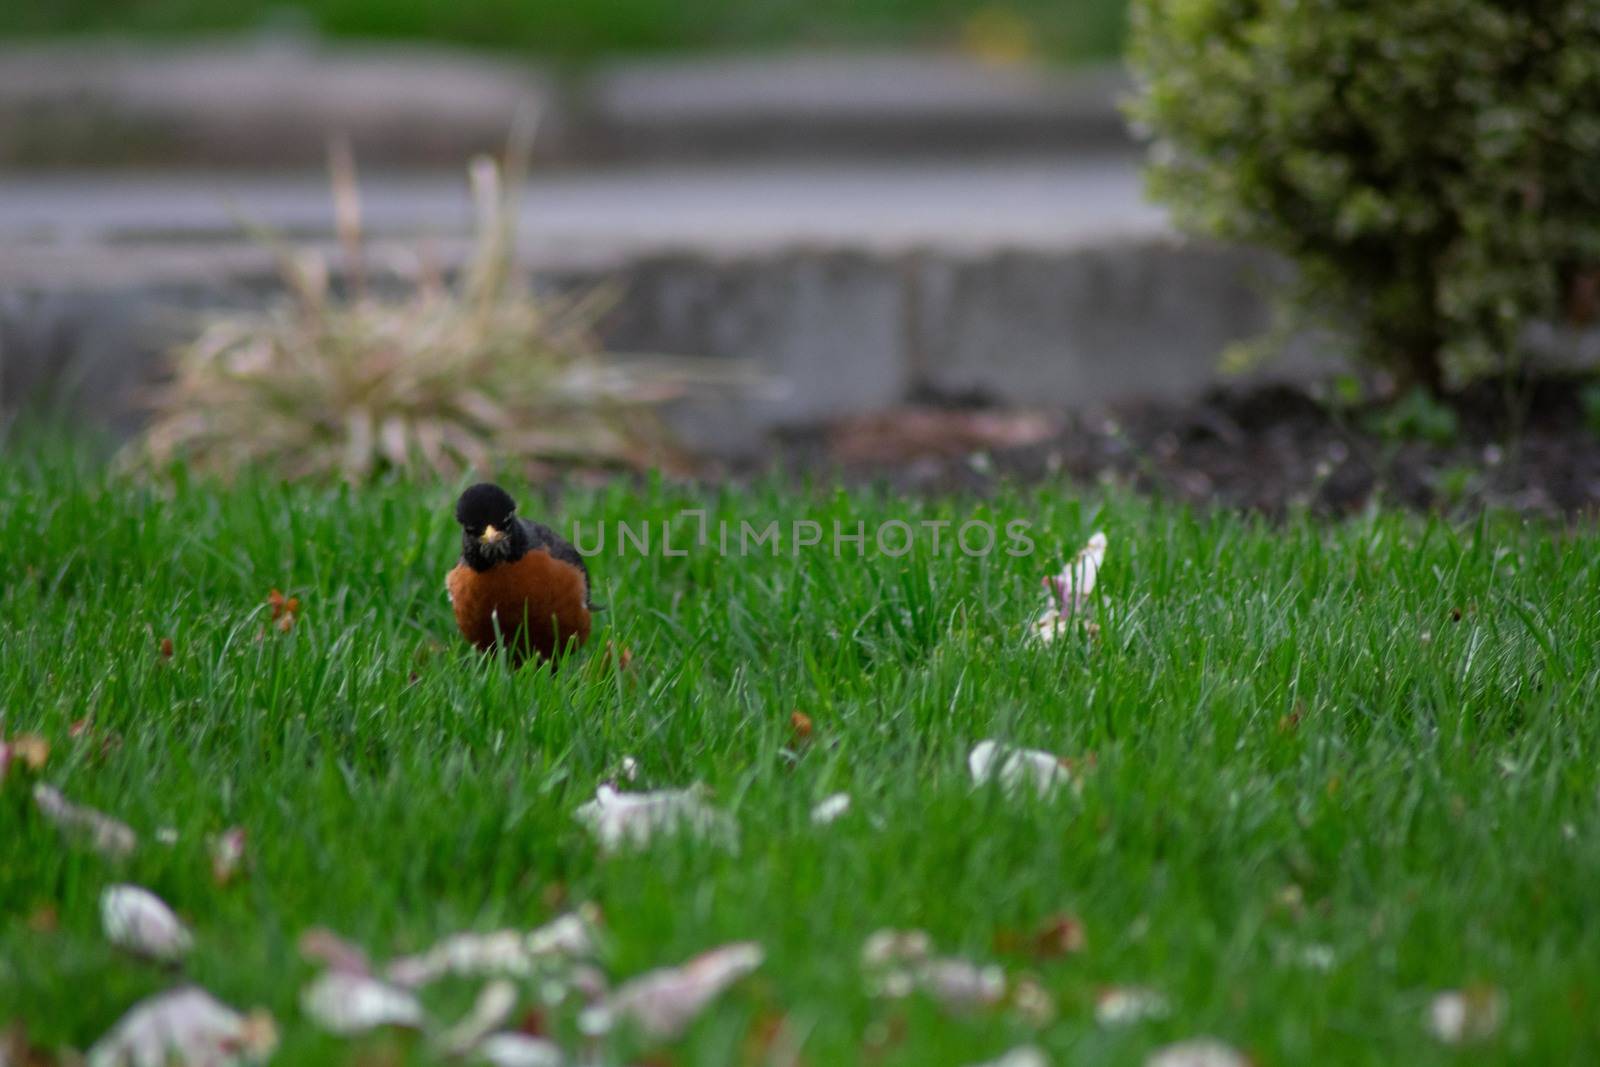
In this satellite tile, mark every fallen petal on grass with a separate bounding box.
[861,929,932,969]
[300,972,424,1034]
[966,1047,1049,1067]
[101,885,193,962]
[1427,987,1504,1044]
[968,741,1073,800]
[87,987,276,1067]
[474,1032,565,1067]
[917,958,1007,1010]
[581,942,763,1040]
[1009,976,1055,1026]
[209,827,248,886]
[299,928,372,975]
[1291,943,1336,972]
[574,785,736,853]
[1144,1038,1250,1067]
[386,911,598,988]
[438,980,519,1057]
[810,793,851,825]
[1047,532,1107,611]
[33,784,138,859]
[863,930,1005,1011]
[1030,532,1108,642]
[1094,986,1170,1026]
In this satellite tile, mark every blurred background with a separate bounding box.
[3,0,1598,513]
[2,0,1127,62]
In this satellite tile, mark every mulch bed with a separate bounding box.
[771,376,1600,519]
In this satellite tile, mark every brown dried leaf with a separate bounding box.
[789,711,814,747]
[1031,915,1086,959]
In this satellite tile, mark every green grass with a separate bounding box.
[0,0,1128,64]
[3,447,1599,1064]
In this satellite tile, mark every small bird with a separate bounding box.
[447,483,594,665]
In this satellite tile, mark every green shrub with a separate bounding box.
[1128,0,1600,388]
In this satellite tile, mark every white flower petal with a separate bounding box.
[966,1048,1049,1067]
[861,930,1005,1011]
[574,785,735,853]
[583,942,763,1040]
[968,741,1073,800]
[300,971,424,1034]
[1145,1038,1249,1067]
[34,784,137,859]
[209,827,247,884]
[1094,986,1170,1026]
[475,1033,565,1067]
[101,885,193,962]
[810,793,852,825]
[861,929,931,968]
[437,980,519,1057]
[385,911,598,988]
[918,958,1006,1009]
[524,912,599,959]
[1427,988,1504,1044]
[1030,532,1108,642]
[1048,532,1107,610]
[87,987,276,1067]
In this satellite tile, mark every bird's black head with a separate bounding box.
[455,483,526,571]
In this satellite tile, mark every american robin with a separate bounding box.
[447,483,594,665]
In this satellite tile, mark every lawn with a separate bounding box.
[0,0,1128,63]
[2,447,1598,1065]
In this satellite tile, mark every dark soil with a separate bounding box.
[772,376,1600,519]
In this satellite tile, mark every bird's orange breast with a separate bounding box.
[447,549,592,664]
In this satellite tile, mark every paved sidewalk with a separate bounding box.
[0,156,1160,265]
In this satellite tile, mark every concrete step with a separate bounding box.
[0,161,1287,454]
[0,40,1133,168]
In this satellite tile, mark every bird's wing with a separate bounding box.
[520,518,595,606]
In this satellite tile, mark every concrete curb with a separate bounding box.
[0,236,1282,454]
[0,40,1133,168]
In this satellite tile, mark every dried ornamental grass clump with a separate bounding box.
[134,135,725,483]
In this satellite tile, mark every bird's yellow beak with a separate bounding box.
[480,524,504,545]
